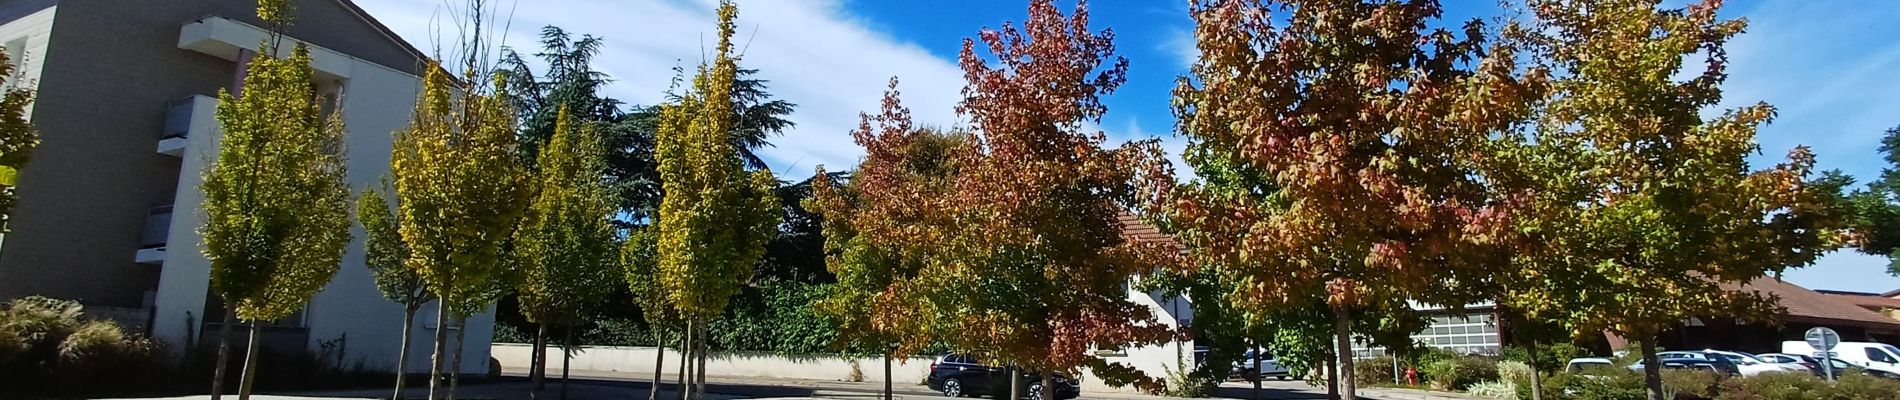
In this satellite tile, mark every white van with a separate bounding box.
[1782,340,1900,376]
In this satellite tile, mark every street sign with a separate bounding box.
[1807,327,1841,381]
[1807,327,1841,351]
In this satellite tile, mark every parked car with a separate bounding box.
[1783,340,1900,378]
[928,354,1082,400]
[1233,349,1291,382]
[1567,358,1617,375]
[1759,353,1825,376]
[1657,350,1803,376]
[1626,356,1743,376]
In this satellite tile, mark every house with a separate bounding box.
[1096,213,1196,392]
[0,0,491,375]
[1817,289,1900,322]
[1112,212,1900,361]
[1622,277,1900,353]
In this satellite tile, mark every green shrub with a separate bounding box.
[1162,361,1216,398]
[1356,356,1398,386]
[51,320,165,391]
[1829,372,1900,400]
[1467,380,1519,400]
[1503,343,1584,372]
[1,296,82,349]
[1517,372,1571,400]
[1424,356,1499,391]
[1409,346,1461,367]
[1497,360,1533,384]
[1660,369,1720,399]
[1563,370,1646,400]
[0,297,168,397]
[1714,372,1828,400]
[0,323,23,364]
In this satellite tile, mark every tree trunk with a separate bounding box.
[451,315,468,400]
[695,319,708,400]
[395,306,418,400]
[650,326,665,400]
[532,322,547,398]
[1529,341,1544,400]
[560,327,573,400]
[237,322,262,400]
[1252,342,1262,400]
[1040,372,1053,400]
[429,302,449,400]
[677,324,690,400]
[1324,351,1339,400]
[884,352,893,400]
[211,309,235,400]
[1008,367,1022,400]
[1335,312,1356,400]
[1640,335,1665,400]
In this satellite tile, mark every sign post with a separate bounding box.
[1807,327,1841,381]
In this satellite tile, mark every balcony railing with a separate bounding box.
[135,205,172,265]
[158,96,215,157]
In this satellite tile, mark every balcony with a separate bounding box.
[158,96,216,157]
[136,205,172,265]
[178,17,354,79]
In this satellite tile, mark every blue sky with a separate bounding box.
[356,0,1900,293]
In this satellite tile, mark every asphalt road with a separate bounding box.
[131,369,1473,400]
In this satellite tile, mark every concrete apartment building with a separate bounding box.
[0,0,493,374]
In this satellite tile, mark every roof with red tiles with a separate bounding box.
[1728,277,1900,330]
[1115,212,1179,248]
[1821,292,1900,312]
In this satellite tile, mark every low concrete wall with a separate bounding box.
[493,343,936,384]
[493,343,1161,394]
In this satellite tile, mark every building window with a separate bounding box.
[3,37,25,88]
[1356,311,1503,357]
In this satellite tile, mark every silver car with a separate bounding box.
[1234,349,1291,382]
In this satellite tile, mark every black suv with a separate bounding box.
[926,354,1082,400]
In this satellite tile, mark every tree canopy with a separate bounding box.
[200,31,352,323]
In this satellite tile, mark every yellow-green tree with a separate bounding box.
[0,45,37,224]
[199,1,351,399]
[355,183,430,400]
[651,2,781,399]
[619,227,679,400]
[391,62,531,400]
[1509,1,1842,398]
[513,108,617,399]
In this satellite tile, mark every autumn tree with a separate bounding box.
[824,2,1183,399]
[1160,1,1547,399]
[651,2,782,399]
[0,45,36,225]
[391,61,530,400]
[199,1,353,399]
[809,78,975,400]
[1504,1,1842,398]
[356,184,431,400]
[513,108,618,399]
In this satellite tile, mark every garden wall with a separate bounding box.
[491,343,1158,393]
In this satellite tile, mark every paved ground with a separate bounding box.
[116,369,1480,400]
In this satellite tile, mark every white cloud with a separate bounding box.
[1160,25,1198,71]
[353,0,967,177]
[1714,0,1900,291]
